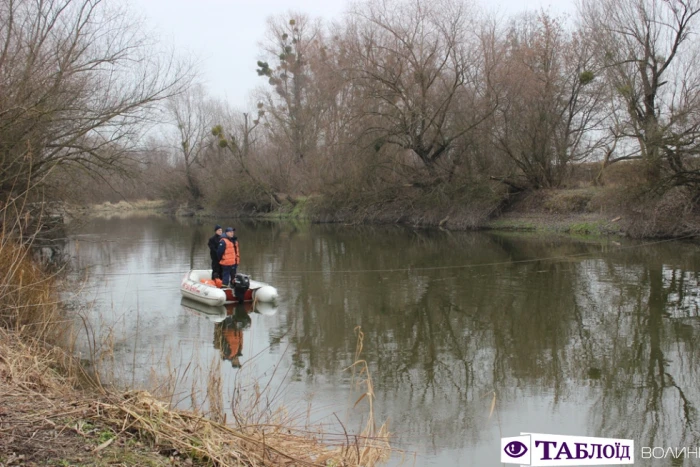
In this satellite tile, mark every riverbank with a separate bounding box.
[69,200,173,219]
[69,185,700,239]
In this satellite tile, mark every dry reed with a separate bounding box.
[0,205,70,346]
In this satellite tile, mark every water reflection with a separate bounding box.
[214,305,251,368]
[66,217,700,465]
[181,298,279,369]
[586,262,700,450]
[180,297,228,323]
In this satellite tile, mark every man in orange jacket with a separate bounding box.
[216,227,240,287]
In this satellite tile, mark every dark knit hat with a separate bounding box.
[215,225,222,231]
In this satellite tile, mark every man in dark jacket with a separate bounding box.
[208,225,223,279]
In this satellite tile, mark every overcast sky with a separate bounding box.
[131,0,575,109]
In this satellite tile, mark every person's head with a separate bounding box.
[225,227,235,238]
[215,225,222,234]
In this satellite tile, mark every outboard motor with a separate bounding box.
[233,273,250,303]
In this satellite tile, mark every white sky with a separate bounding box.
[131,0,575,110]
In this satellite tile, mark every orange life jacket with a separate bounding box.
[220,238,240,266]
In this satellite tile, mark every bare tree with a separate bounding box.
[256,13,324,165]
[211,105,285,205]
[0,0,192,201]
[346,0,491,180]
[213,108,264,181]
[165,84,220,207]
[580,0,700,187]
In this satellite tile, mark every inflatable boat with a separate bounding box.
[180,270,278,306]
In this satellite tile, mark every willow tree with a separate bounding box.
[580,0,700,187]
[490,12,606,189]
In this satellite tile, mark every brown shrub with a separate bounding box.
[565,163,599,188]
[622,187,700,238]
[542,189,597,213]
[309,178,506,229]
[599,160,648,187]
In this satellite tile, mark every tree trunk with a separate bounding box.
[184,164,202,208]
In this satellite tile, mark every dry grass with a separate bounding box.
[0,319,392,466]
[621,186,700,238]
[341,327,391,466]
[91,200,169,212]
[67,199,173,220]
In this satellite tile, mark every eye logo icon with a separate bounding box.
[504,441,528,458]
[501,434,634,465]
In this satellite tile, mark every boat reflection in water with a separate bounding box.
[180,297,278,368]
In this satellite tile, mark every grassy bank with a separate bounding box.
[482,186,700,238]
[0,237,391,466]
[69,177,700,240]
[482,188,627,237]
[68,200,174,219]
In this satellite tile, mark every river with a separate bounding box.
[65,214,700,466]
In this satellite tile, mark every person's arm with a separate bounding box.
[217,240,225,260]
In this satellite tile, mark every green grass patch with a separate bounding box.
[97,429,115,443]
[486,219,540,231]
[567,221,603,235]
[256,195,312,220]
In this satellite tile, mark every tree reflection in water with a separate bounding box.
[587,260,700,450]
[271,231,700,452]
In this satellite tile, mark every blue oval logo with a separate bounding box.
[504,441,528,458]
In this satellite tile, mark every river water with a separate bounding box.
[65,215,700,466]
